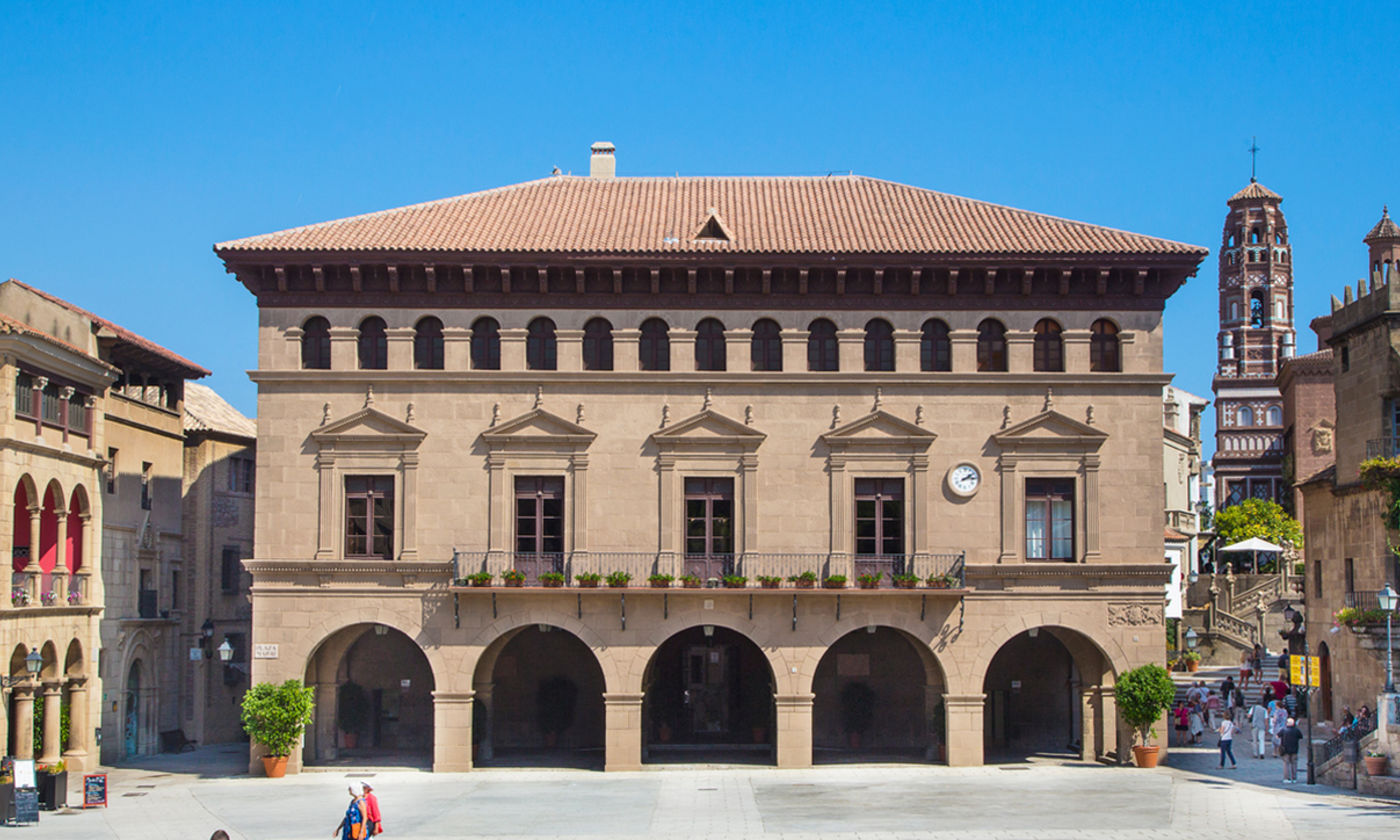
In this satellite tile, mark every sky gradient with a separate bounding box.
[3,1,1396,462]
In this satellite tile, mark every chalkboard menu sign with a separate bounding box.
[83,774,107,808]
[13,788,38,825]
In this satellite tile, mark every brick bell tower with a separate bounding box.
[1211,178,1296,511]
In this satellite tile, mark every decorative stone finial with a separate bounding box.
[576,403,585,425]
[533,385,543,409]
[490,403,500,426]
[1086,405,1095,426]
[405,403,415,424]
[744,405,753,426]
[1002,405,1011,429]
[660,404,670,428]
[831,405,841,429]
[364,386,374,408]
[1043,387,1054,412]
[873,387,883,412]
[703,387,713,411]
[915,405,925,426]
[321,403,331,425]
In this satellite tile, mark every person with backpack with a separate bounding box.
[335,783,368,840]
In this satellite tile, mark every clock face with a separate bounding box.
[948,463,981,497]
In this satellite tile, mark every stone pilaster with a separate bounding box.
[432,691,474,772]
[774,693,814,768]
[943,693,985,767]
[604,692,644,771]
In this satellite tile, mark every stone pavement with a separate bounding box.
[16,744,1399,839]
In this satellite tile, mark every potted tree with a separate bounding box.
[336,681,370,749]
[536,675,578,749]
[839,681,875,749]
[1116,663,1176,768]
[240,679,316,778]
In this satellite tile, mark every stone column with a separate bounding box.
[386,327,415,370]
[556,329,585,371]
[613,328,641,371]
[942,693,986,767]
[499,328,528,371]
[1006,331,1034,372]
[329,326,358,370]
[724,329,752,372]
[312,681,338,762]
[668,329,697,373]
[39,682,62,763]
[62,677,89,772]
[1081,687,1102,761]
[432,691,475,772]
[774,693,814,768]
[12,683,35,759]
[443,327,472,370]
[473,682,495,760]
[894,329,920,372]
[603,692,644,771]
[836,329,864,372]
[780,329,808,373]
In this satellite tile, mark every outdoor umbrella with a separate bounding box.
[1219,536,1283,574]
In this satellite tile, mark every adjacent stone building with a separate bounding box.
[1163,386,1208,624]
[216,144,1207,772]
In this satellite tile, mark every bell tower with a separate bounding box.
[1211,179,1294,511]
[1365,206,1400,285]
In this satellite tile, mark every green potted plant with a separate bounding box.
[1116,663,1176,768]
[679,574,702,589]
[336,681,370,749]
[722,575,748,589]
[35,760,66,811]
[892,573,919,590]
[575,572,602,588]
[466,571,493,587]
[839,681,875,748]
[856,572,883,589]
[0,761,12,821]
[1364,750,1389,777]
[1182,650,1201,672]
[788,571,817,589]
[502,569,526,587]
[536,675,578,749]
[757,575,782,589]
[648,573,674,589]
[605,571,632,589]
[823,574,847,589]
[926,573,956,589]
[240,679,316,778]
[539,571,565,588]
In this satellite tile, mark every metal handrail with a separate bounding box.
[1315,714,1378,766]
[1366,438,1400,459]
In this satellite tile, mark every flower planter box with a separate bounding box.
[822,581,846,590]
[758,580,781,590]
[722,581,747,589]
[468,579,492,588]
[606,581,629,589]
[36,770,66,810]
[791,579,815,589]
[893,579,917,590]
[576,579,600,588]
[503,578,525,588]
[649,580,672,589]
[680,580,702,589]
[856,581,880,590]
[540,578,564,588]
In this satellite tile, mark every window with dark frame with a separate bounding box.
[582,317,614,371]
[228,456,254,494]
[140,461,152,510]
[1344,557,1355,601]
[685,478,734,557]
[695,318,727,371]
[301,317,331,370]
[864,319,894,372]
[1033,319,1064,372]
[977,319,1007,372]
[854,478,904,556]
[750,319,782,372]
[358,317,388,370]
[414,316,445,370]
[515,476,564,555]
[1313,558,1322,600]
[526,317,558,371]
[471,317,501,370]
[639,318,670,371]
[345,475,394,559]
[106,447,117,494]
[1025,478,1074,561]
[807,319,838,371]
[221,545,242,593]
[921,319,951,372]
[1089,319,1121,372]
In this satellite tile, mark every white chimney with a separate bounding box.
[590,142,616,179]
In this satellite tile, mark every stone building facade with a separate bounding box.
[216,145,1207,772]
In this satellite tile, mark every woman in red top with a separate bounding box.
[362,782,383,836]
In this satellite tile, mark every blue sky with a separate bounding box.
[2,1,1395,459]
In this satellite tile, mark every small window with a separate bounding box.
[471,317,501,370]
[695,318,726,372]
[1025,478,1074,561]
[1032,319,1063,372]
[685,477,734,557]
[1340,345,1349,372]
[1237,406,1254,426]
[863,319,894,372]
[228,456,255,494]
[14,372,34,418]
[977,319,1007,372]
[1313,558,1322,599]
[1250,228,1261,244]
[526,317,557,371]
[171,569,181,610]
[106,447,117,494]
[358,317,388,370]
[1344,558,1355,599]
[221,545,242,593]
[750,319,782,372]
[1229,301,1240,321]
[1249,292,1264,327]
[639,318,670,371]
[345,475,394,559]
[1266,406,1282,426]
[1089,319,1120,372]
[414,316,444,370]
[301,317,331,370]
[515,477,564,555]
[920,319,951,372]
[855,478,904,556]
[807,319,838,372]
[140,461,152,510]
[582,318,614,371]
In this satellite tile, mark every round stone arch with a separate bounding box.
[467,611,622,693]
[618,608,787,695]
[63,638,84,680]
[959,612,1130,697]
[38,640,60,682]
[297,611,449,693]
[793,612,962,697]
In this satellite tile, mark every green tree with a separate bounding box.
[1212,498,1302,548]
[240,680,315,757]
[1116,664,1176,746]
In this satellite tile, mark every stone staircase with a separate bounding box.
[1171,663,1277,711]
[1182,572,1298,665]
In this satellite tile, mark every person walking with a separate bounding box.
[1189,701,1205,745]
[1251,644,1264,685]
[1269,700,1288,757]
[1239,648,1253,690]
[1221,674,1236,705]
[335,782,368,840]
[1173,702,1190,746]
[1205,689,1222,729]
[1216,715,1238,768]
[362,781,384,837]
[1278,717,1304,783]
[1249,700,1269,758]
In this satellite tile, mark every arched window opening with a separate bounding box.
[976,319,1007,372]
[639,318,670,371]
[1250,291,1265,327]
[750,319,782,372]
[357,317,388,370]
[863,319,894,372]
[1266,406,1282,426]
[582,318,614,371]
[1238,406,1254,427]
[1275,232,1284,244]
[12,482,31,572]
[1089,319,1121,372]
[920,319,951,372]
[1032,319,1064,372]
[1227,233,1236,247]
[413,317,444,370]
[807,319,838,371]
[1250,228,1261,244]
[470,317,501,370]
[695,318,726,372]
[66,488,86,572]
[301,316,331,370]
[1229,301,1240,321]
[527,318,558,371]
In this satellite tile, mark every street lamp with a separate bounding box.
[217,638,234,663]
[1280,602,1315,785]
[1,648,43,688]
[1379,583,1398,694]
[1184,627,1198,649]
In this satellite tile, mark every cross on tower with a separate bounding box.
[1248,137,1260,183]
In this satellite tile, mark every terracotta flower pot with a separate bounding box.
[650,580,672,588]
[261,755,290,778]
[681,580,701,589]
[1364,755,1389,776]
[541,578,564,588]
[1186,660,1199,673]
[792,579,815,589]
[504,578,524,587]
[577,579,599,588]
[759,580,781,589]
[893,579,916,590]
[1132,745,1161,768]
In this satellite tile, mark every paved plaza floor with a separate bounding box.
[17,743,1399,839]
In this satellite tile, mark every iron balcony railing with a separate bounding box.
[452,550,966,589]
[1366,438,1400,459]
[1315,714,1377,766]
[1343,590,1389,610]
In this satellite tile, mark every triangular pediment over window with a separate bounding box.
[650,409,765,450]
[311,406,427,448]
[481,408,596,448]
[820,410,935,450]
[993,410,1107,450]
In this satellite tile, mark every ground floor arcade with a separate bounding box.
[247,560,1165,774]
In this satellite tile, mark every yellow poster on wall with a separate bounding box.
[1289,655,1321,687]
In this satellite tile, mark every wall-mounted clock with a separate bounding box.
[947,462,981,498]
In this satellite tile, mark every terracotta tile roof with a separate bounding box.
[5,280,209,378]
[216,175,1207,259]
[183,383,256,439]
[0,311,100,361]
[1228,180,1282,203]
[1365,206,1400,243]
[1165,527,1190,541]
